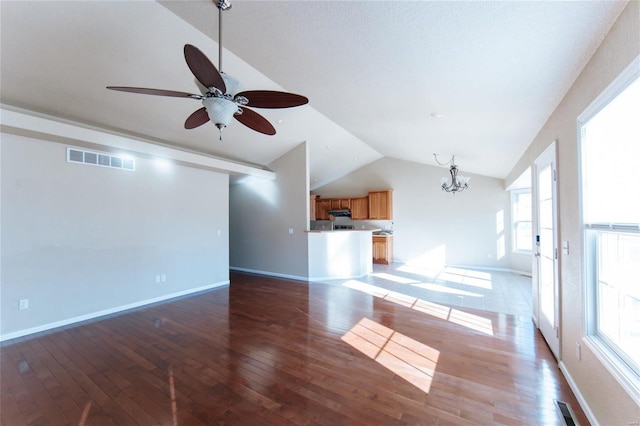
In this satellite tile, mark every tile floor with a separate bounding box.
[318,262,533,318]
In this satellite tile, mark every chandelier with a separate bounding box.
[433,154,470,194]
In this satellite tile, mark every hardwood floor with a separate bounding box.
[1,271,587,425]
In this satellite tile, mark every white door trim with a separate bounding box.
[533,141,560,359]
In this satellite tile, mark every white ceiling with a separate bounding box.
[0,1,627,189]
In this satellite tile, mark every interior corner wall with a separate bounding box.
[0,134,230,339]
[504,2,640,424]
[510,251,532,276]
[229,142,309,280]
[313,157,511,270]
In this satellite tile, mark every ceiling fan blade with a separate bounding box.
[234,108,276,135]
[184,44,226,93]
[185,107,210,129]
[237,90,309,109]
[107,86,201,98]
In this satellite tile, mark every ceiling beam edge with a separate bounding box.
[0,106,276,181]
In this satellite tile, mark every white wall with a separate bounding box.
[313,157,512,270]
[1,134,230,339]
[229,142,310,279]
[510,251,532,276]
[505,2,640,424]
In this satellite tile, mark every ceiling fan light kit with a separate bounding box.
[203,97,239,128]
[106,0,308,140]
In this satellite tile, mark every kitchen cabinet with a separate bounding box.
[368,190,393,220]
[316,199,332,220]
[350,197,369,220]
[314,190,392,220]
[330,198,351,210]
[309,195,318,221]
[373,235,393,264]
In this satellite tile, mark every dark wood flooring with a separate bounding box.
[1,271,588,425]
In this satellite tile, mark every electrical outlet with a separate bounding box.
[161,274,166,282]
[155,275,161,284]
[19,299,29,310]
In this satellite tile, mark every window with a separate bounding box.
[579,57,640,402]
[511,189,532,253]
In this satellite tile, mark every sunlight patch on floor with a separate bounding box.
[341,317,439,394]
[343,280,494,335]
[411,282,483,297]
[371,272,420,284]
[396,264,440,279]
[395,263,494,291]
[437,267,494,290]
[448,309,495,333]
[78,401,92,426]
[445,267,492,279]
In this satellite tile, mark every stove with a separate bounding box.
[334,225,354,230]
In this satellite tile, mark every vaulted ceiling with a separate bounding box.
[0,1,627,189]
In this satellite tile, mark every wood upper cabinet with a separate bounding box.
[315,199,332,220]
[368,190,393,220]
[309,195,318,221]
[315,198,350,220]
[373,235,393,264]
[313,190,392,220]
[330,198,351,210]
[350,197,369,220]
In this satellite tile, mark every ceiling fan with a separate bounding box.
[107,0,308,140]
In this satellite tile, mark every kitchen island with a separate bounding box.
[307,229,375,280]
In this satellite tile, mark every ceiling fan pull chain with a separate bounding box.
[216,123,224,141]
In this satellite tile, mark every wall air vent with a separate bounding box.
[67,148,135,171]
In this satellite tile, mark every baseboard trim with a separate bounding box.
[509,269,533,277]
[0,280,229,343]
[229,267,373,282]
[559,361,598,426]
[230,267,308,282]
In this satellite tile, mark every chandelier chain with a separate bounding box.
[433,153,455,166]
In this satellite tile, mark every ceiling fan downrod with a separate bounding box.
[213,0,233,140]
[215,0,232,73]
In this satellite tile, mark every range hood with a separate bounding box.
[327,209,351,217]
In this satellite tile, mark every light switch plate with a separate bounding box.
[562,240,569,255]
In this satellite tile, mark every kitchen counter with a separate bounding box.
[307,229,374,280]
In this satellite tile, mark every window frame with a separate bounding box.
[577,55,640,405]
[510,188,532,254]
